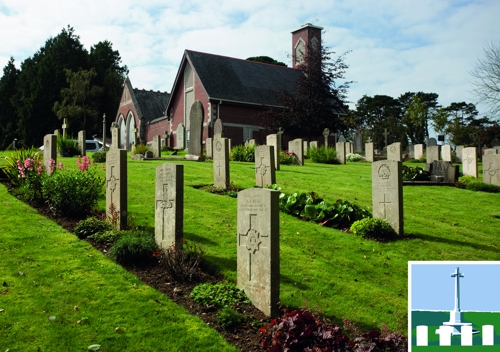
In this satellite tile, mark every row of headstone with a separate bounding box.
[288,138,304,165]
[266,134,281,171]
[213,134,230,189]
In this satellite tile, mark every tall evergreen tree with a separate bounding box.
[0,57,19,149]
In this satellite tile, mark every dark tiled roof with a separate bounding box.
[132,88,170,123]
[186,50,303,106]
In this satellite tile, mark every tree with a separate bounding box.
[246,56,286,67]
[0,57,19,149]
[261,42,351,140]
[53,68,103,134]
[443,102,494,146]
[398,92,439,144]
[470,42,500,118]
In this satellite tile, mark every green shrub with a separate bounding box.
[465,182,500,193]
[308,146,339,164]
[2,148,44,187]
[109,230,158,266]
[402,165,430,181]
[42,169,104,216]
[230,144,256,162]
[406,159,422,163]
[88,230,124,244]
[216,307,245,330]
[457,175,477,185]
[280,151,295,165]
[74,217,113,239]
[158,240,203,281]
[346,153,364,162]
[92,149,107,163]
[190,283,250,308]
[58,136,80,157]
[132,143,150,156]
[418,154,427,163]
[350,218,397,240]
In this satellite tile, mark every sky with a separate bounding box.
[1,0,499,123]
[410,261,500,312]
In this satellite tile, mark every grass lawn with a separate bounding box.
[1,151,499,349]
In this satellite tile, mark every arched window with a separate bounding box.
[126,112,136,151]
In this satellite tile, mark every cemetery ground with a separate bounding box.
[1,153,499,351]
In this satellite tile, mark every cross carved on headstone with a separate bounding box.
[256,156,268,185]
[483,162,500,183]
[239,214,268,281]
[107,166,119,204]
[156,184,174,239]
[216,160,223,176]
[464,153,474,171]
[379,193,391,219]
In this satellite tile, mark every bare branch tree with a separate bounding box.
[470,42,500,118]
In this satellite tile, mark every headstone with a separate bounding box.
[462,147,478,178]
[426,145,440,164]
[303,141,308,156]
[345,142,353,154]
[494,146,500,154]
[152,135,161,158]
[266,134,280,171]
[255,145,276,187]
[43,134,57,175]
[111,126,120,149]
[54,129,60,137]
[188,101,204,158]
[248,139,256,146]
[62,118,68,139]
[323,128,330,149]
[408,144,415,159]
[365,142,374,162]
[155,164,183,248]
[288,138,304,165]
[213,135,230,189]
[336,142,346,164]
[162,131,169,148]
[482,154,500,186]
[213,118,224,136]
[441,145,452,162]
[78,130,86,156]
[491,138,500,147]
[372,160,403,235]
[309,141,318,149]
[429,161,458,183]
[106,149,127,230]
[387,142,402,161]
[426,137,438,147]
[338,135,346,143]
[414,144,424,160]
[237,188,280,317]
[483,148,498,156]
[176,124,185,150]
[353,129,363,153]
[455,145,464,163]
[205,138,213,159]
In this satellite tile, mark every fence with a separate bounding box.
[416,325,494,346]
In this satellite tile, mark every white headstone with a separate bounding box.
[365,142,374,162]
[462,147,478,178]
[255,145,276,187]
[441,145,452,162]
[213,135,230,189]
[266,134,280,171]
[336,142,346,164]
[176,124,185,150]
[106,149,127,230]
[414,144,424,160]
[288,138,304,165]
[387,142,402,161]
[43,134,57,175]
[78,130,86,156]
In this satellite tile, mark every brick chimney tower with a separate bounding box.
[291,23,323,69]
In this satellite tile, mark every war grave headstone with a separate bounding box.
[414,144,424,160]
[255,145,276,188]
[266,134,280,171]
[441,145,452,162]
[338,135,346,143]
[54,129,60,137]
[365,142,374,162]
[248,139,256,146]
[162,131,169,148]
[155,164,183,248]
[429,161,459,183]
[213,136,230,189]
[387,142,402,161]
[372,160,403,235]
[494,146,500,153]
[176,124,185,150]
[206,138,213,159]
[426,137,437,147]
[455,145,464,163]
[106,149,127,230]
[289,138,304,165]
[353,129,363,153]
[62,118,68,138]
[237,188,280,317]
[462,147,478,178]
[346,142,353,154]
[303,141,308,157]
[310,141,318,149]
[408,144,414,159]
[187,101,204,160]
[426,145,440,164]
[152,135,161,158]
[111,125,120,149]
[214,118,224,136]
[323,128,330,149]
[482,154,500,186]
[43,134,57,175]
[336,141,346,164]
[78,130,86,156]
[483,148,497,156]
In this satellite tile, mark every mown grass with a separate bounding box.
[1,151,499,346]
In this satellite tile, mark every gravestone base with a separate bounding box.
[185,154,203,161]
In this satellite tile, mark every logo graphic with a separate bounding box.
[409,261,500,350]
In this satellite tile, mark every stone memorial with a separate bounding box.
[303,141,308,157]
[353,129,363,153]
[345,142,353,154]
[338,135,346,143]
[483,148,497,156]
[213,135,230,189]
[266,134,280,171]
[248,139,256,146]
[441,145,452,162]
[289,138,304,165]
[214,118,224,136]
[494,146,500,153]
[387,142,402,161]
[255,145,276,187]
[414,144,424,160]
[176,124,185,150]
[54,129,60,137]
[408,144,414,159]
[187,101,204,159]
[426,137,437,147]
[372,160,403,235]
[455,145,464,163]
[78,130,86,156]
[205,137,213,159]
[152,135,161,158]
[106,149,127,230]
[310,141,318,149]
[483,154,500,186]
[155,164,183,248]
[111,125,120,149]
[237,188,280,317]
[43,134,57,175]
[62,118,68,138]
[426,145,440,164]
[336,142,346,164]
[429,161,459,183]
[462,147,478,178]
[365,142,374,162]
[323,128,330,149]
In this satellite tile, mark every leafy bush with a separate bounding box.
[92,149,107,163]
[74,217,113,239]
[230,144,256,162]
[2,148,44,186]
[457,175,477,187]
[418,154,427,163]
[216,307,245,330]
[466,181,500,193]
[88,230,124,244]
[279,151,295,165]
[132,143,150,156]
[402,165,430,181]
[346,153,364,162]
[308,146,339,164]
[350,218,397,240]
[199,182,243,198]
[406,159,422,163]
[190,283,250,308]
[58,136,80,157]
[42,168,104,216]
[158,240,203,281]
[109,230,158,266]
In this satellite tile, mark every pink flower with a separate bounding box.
[58,162,63,170]
[37,167,42,175]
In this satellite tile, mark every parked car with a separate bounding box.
[39,140,104,152]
